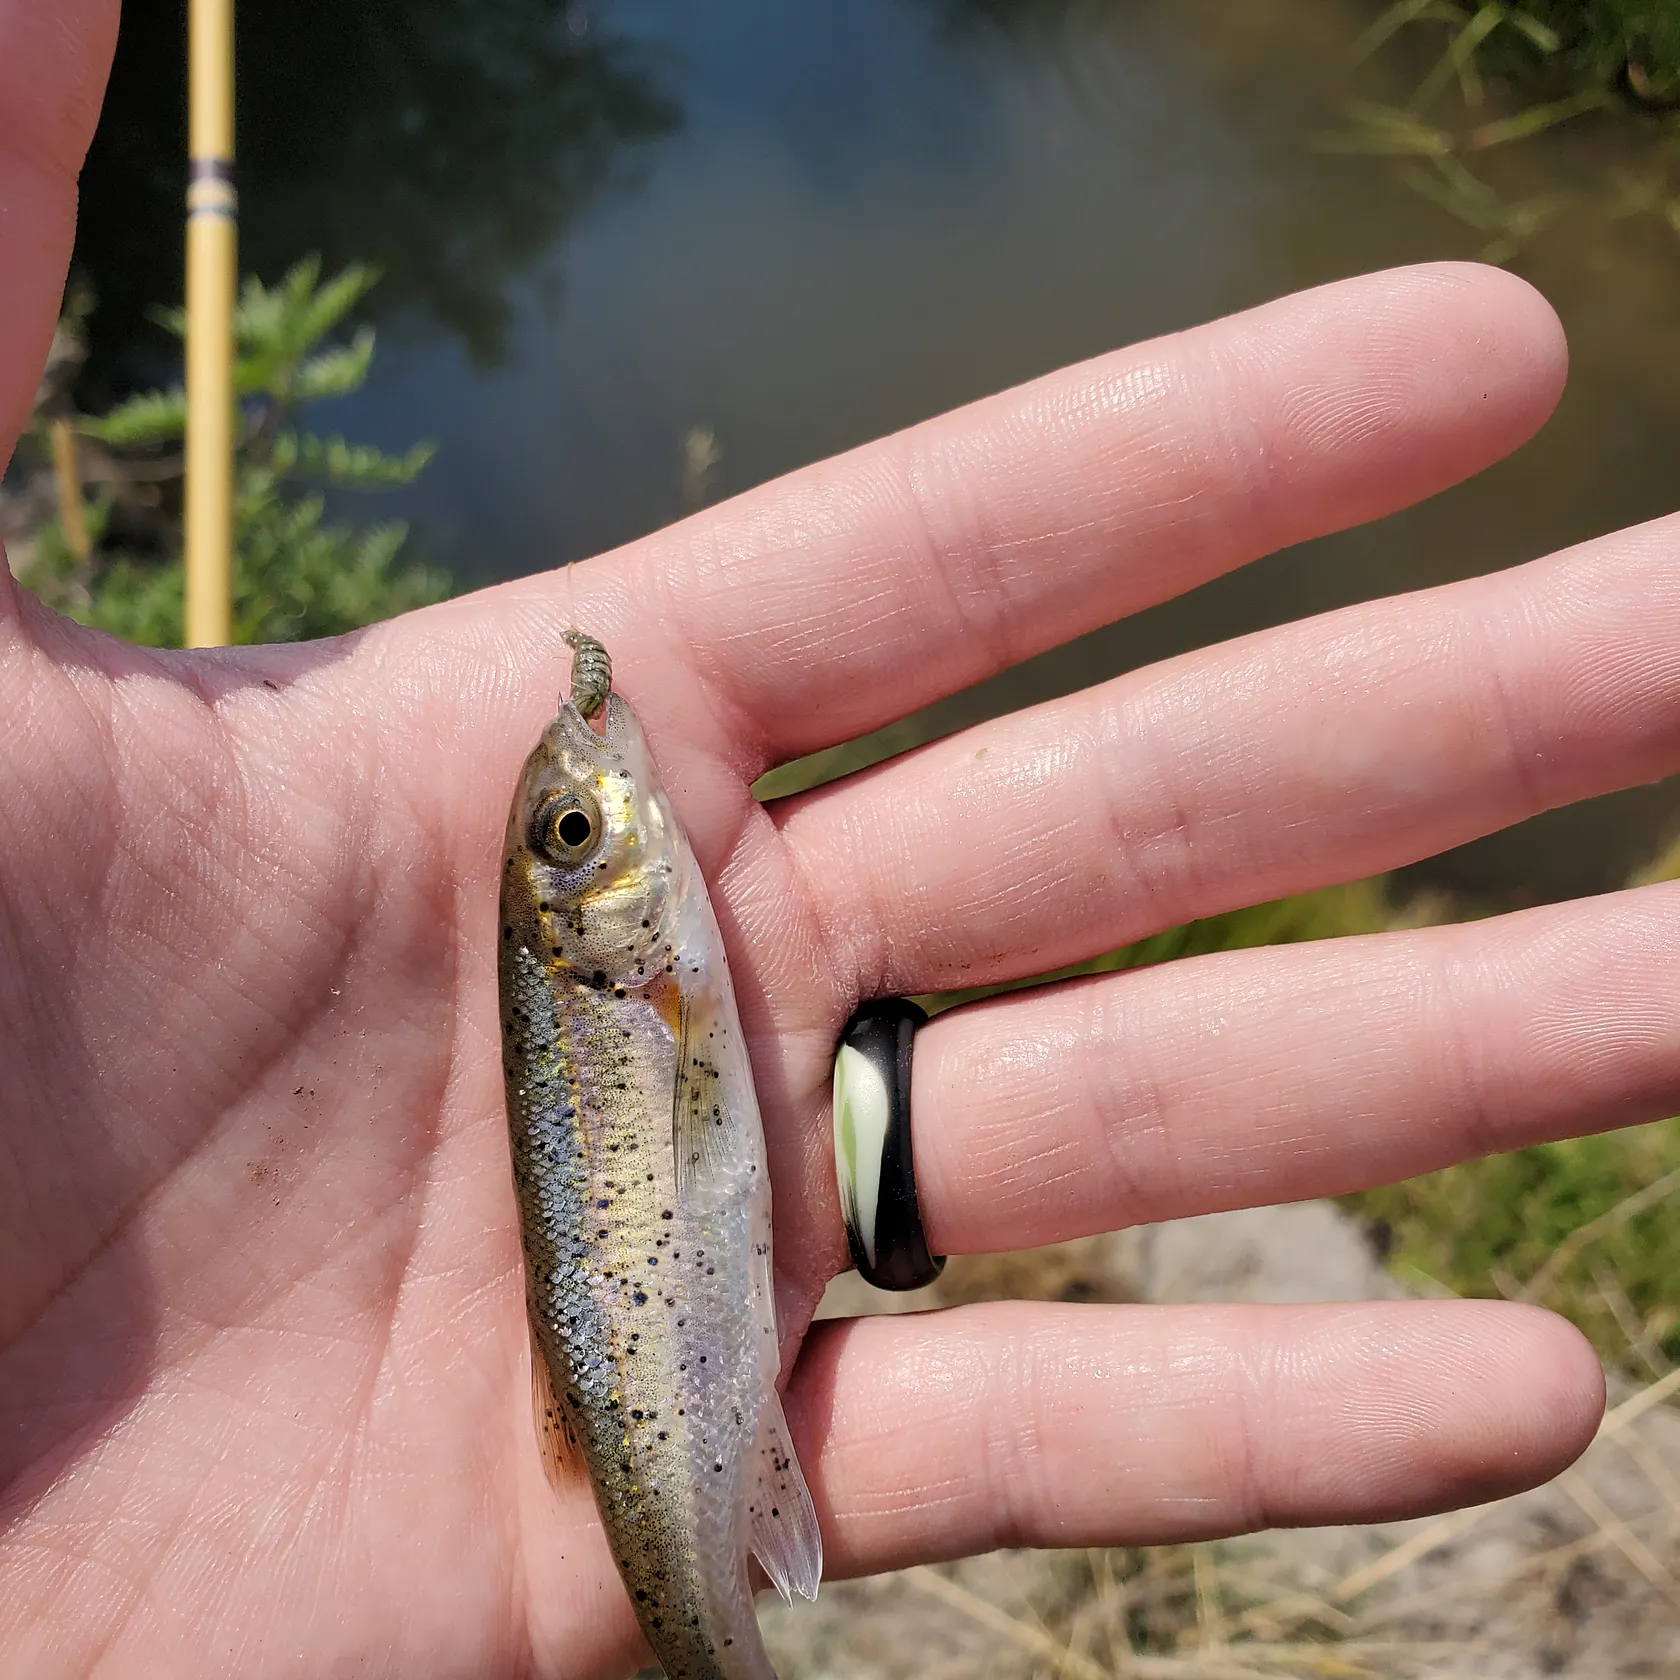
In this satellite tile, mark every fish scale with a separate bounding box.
[499,644,820,1679]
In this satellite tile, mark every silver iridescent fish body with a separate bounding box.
[499,633,820,1680]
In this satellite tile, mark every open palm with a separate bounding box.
[10,9,1680,1678]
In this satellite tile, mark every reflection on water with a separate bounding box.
[75,0,675,395]
[71,0,1680,903]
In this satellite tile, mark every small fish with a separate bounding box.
[499,633,821,1680]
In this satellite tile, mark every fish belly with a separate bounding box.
[507,952,781,1678]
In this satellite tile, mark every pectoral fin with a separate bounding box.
[529,1323,586,1489]
[672,988,740,1199]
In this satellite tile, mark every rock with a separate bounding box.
[814,1200,1399,1316]
[1122,1200,1407,1305]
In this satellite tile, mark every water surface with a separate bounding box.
[74,0,1680,902]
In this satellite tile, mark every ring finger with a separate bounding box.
[907,881,1680,1258]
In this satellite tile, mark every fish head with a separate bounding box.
[502,692,679,987]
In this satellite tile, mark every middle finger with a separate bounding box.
[778,515,1680,995]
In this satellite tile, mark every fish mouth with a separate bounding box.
[555,698,600,743]
[546,696,621,757]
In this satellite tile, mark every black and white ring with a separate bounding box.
[831,999,946,1293]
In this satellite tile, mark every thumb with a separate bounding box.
[0,1,119,615]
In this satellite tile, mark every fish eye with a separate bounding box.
[533,790,603,863]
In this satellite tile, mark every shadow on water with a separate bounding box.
[74,0,677,397]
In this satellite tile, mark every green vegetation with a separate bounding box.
[1357,0,1680,99]
[1488,2,1680,93]
[1325,0,1680,261]
[1352,1123,1680,1367]
[20,259,448,646]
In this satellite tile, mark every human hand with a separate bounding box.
[5,10,1672,1677]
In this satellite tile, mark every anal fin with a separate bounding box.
[529,1323,586,1489]
[749,1391,822,1604]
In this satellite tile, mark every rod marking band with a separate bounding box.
[187,159,238,219]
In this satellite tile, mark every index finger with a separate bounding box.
[616,263,1564,767]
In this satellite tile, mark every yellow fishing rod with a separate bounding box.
[184,0,237,648]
